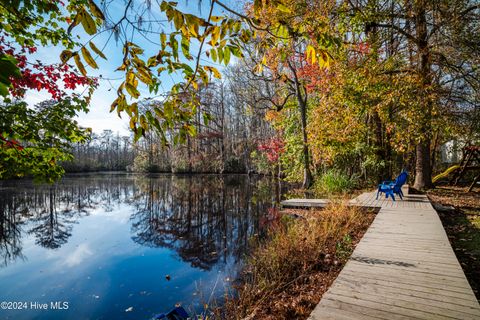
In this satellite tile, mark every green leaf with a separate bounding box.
[181,35,191,59]
[0,82,9,96]
[136,67,153,85]
[223,46,231,65]
[217,47,224,63]
[210,48,217,62]
[170,34,179,61]
[228,45,243,58]
[173,10,184,29]
[0,54,21,93]
[160,33,167,49]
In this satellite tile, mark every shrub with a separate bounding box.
[314,170,358,195]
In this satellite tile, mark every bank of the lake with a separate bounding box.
[219,203,375,320]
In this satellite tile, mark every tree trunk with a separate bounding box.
[299,99,312,188]
[413,0,433,190]
[372,110,385,183]
[289,59,313,189]
[413,140,432,189]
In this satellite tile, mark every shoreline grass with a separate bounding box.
[217,202,375,319]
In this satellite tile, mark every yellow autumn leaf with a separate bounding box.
[136,67,153,85]
[277,4,292,13]
[88,0,105,20]
[73,54,87,76]
[188,23,198,37]
[306,45,316,64]
[81,46,98,69]
[125,83,140,98]
[318,51,330,68]
[210,16,223,23]
[79,9,97,35]
[204,66,221,79]
[210,26,220,46]
[89,42,106,60]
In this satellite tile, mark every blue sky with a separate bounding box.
[24,0,242,136]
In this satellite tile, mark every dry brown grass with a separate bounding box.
[219,202,375,320]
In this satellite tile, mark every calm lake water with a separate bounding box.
[0,173,280,320]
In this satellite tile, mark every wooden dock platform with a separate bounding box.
[281,198,331,208]
[308,191,480,319]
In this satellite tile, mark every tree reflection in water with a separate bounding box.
[0,188,26,267]
[0,174,277,271]
[129,175,274,270]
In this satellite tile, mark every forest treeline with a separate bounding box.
[63,62,274,173]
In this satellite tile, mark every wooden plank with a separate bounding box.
[281,198,330,208]
[308,191,480,319]
[325,292,478,320]
[329,287,480,319]
[346,259,467,279]
[333,279,480,315]
[335,276,480,306]
[281,198,380,209]
[341,266,471,290]
[338,271,478,297]
[309,305,384,320]
[319,296,449,320]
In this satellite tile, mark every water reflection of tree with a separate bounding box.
[0,190,26,267]
[28,188,73,249]
[0,176,135,266]
[0,174,276,270]
[130,175,274,270]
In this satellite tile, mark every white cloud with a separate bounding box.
[63,243,93,267]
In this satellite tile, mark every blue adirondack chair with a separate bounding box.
[376,170,408,201]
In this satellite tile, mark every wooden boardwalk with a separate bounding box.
[308,191,480,320]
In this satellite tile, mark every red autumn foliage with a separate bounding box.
[357,41,370,54]
[258,136,285,163]
[0,135,24,150]
[0,37,95,100]
[296,52,336,94]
